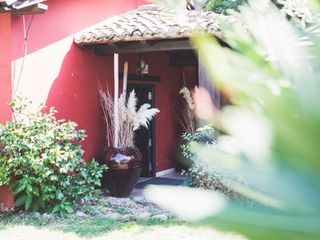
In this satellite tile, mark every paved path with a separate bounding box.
[131,171,186,199]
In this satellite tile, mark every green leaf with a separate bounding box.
[52,204,60,213]
[64,205,74,213]
[32,202,39,212]
[10,181,19,190]
[13,183,26,196]
[25,194,32,210]
[14,195,26,207]
[38,197,45,209]
[32,187,39,196]
[27,184,32,193]
[59,209,66,218]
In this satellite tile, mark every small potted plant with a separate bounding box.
[99,81,159,198]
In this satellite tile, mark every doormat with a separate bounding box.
[135,177,185,189]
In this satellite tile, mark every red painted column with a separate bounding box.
[0,13,12,123]
[0,13,14,212]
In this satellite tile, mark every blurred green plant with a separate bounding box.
[181,126,252,201]
[205,0,247,14]
[205,0,317,28]
[273,0,317,28]
[146,0,320,239]
[0,96,106,217]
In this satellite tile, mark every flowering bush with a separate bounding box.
[0,96,106,217]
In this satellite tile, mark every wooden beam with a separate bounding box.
[168,50,197,67]
[11,0,46,9]
[0,0,18,5]
[119,73,161,82]
[170,56,197,67]
[0,3,48,15]
[12,3,48,15]
[94,38,192,55]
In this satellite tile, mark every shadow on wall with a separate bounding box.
[46,43,113,163]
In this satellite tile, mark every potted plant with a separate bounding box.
[98,62,159,198]
[0,166,14,212]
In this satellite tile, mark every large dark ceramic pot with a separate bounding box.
[102,147,142,198]
[0,185,14,212]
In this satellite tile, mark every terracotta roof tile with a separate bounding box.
[74,4,235,46]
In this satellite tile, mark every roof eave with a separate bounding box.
[0,3,48,15]
[91,37,194,55]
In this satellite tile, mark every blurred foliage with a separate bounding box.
[147,0,320,239]
[181,126,250,201]
[273,0,317,28]
[205,0,247,14]
[205,0,317,29]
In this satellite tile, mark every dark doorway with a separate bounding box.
[127,83,156,177]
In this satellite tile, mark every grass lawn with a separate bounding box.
[0,195,246,240]
[0,211,246,240]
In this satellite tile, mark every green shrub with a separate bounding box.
[273,0,315,28]
[205,0,247,14]
[181,126,252,202]
[180,125,216,165]
[205,0,316,27]
[0,96,106,217]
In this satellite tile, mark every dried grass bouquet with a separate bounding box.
[177,86,197,134]
[98,85,159,148]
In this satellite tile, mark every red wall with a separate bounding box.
[7,0,197,176]
[11,0,145,60]
[0,14,12,124]
[10,0,145,163]
[0,13,14,211]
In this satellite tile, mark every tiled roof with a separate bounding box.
[74,4,235,46]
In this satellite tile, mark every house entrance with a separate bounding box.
[127,83,156,177]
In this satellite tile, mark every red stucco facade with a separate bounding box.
[0,0,198,210]
[10,0,150,159]
[0,13,13,211]
[0,14,12,124]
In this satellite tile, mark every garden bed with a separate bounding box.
[0,195,246,240]
[0,195,173,225]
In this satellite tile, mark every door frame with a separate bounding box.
[127,83,156,177]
